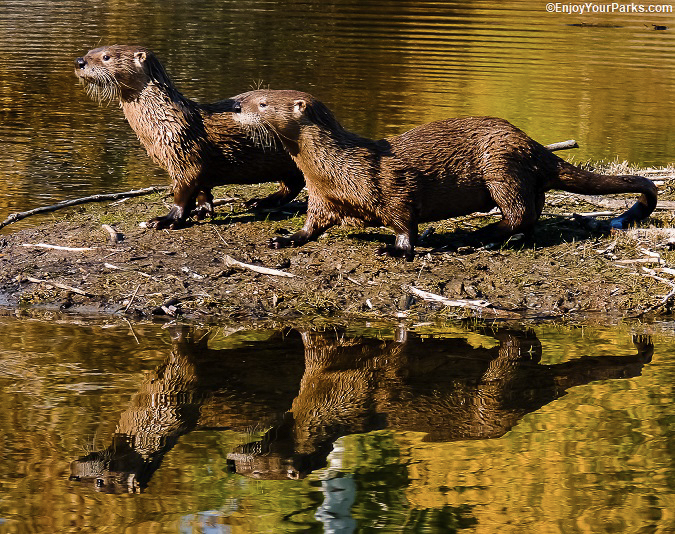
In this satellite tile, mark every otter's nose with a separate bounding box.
[75,57,86,69]
[232,101,241,113]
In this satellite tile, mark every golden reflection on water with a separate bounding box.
[0,315,673,532]
[0,0,673,227]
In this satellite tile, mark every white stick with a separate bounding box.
[403,285,519,318]
[21,243,96,252]
[545,139,579,151]
[224,255,296,278]
[24,277,92,296]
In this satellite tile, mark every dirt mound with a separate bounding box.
[1,173,674,323]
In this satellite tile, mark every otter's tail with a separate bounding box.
[553,160,658,229]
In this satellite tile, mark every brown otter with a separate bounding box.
[74,45,304,229]
[232,90,658,259]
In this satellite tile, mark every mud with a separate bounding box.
[0,166,674,324]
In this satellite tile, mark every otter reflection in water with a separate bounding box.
[70,326,652,491]
[69,327,306,493]
[228,328,653,479]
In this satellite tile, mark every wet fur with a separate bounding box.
[74,45,304,229]
[233,90,658,259]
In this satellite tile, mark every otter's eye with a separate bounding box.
[259,101,268,110]
[102,54,111,61]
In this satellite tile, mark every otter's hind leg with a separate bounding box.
[193,189,214,220]
[482,181,543,241]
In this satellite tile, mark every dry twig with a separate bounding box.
[224,255,296,278]
[640,267,675,314]
[23,276,93,297]
[544,139,579,151]
[403,285,520,318]
[124,284,142,312]
[20,243,96,252]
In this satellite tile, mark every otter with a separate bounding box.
[74,45,304,229]
[232,90,658,259]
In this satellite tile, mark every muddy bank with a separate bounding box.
[1,167,674,324]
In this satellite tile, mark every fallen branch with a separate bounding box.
[0,186,168,230]
[545,139,579,152]
[224,255,296,278]
[23,276,93,297]
[21,243,96,252]
[403,285,520,318]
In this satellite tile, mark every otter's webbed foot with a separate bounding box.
[192,192,214,221]
[146,205,187,230]
[246,192,290,211]
[268,230,311,249]
[192,204,213,221]
[269,236,292,249]
[376,233,415,261]
[246,181,303,211]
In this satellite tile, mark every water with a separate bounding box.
[0,0,673,228]
[0,315,674,532]
[1,2,675,531]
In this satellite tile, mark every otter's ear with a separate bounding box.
[133,51,147,66]
[293,99,306,116]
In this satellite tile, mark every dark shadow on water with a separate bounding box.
[69,325,653,495]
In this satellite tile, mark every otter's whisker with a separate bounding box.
[261,119,296,149]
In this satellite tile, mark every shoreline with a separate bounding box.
[0,165,674,325]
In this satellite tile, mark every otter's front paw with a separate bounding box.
[146,215,185,230]
[269,236,293,249]
[247,195,290,212]
[146,205,187,230]
[192,203,213,221]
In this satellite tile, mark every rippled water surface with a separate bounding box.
[0,316,674,532]
[1,3,675,531]
[0,0,673,228]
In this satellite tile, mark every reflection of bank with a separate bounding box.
[70,326,652,495]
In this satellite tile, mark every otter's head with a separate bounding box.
[232,89,341,156]
[69,436,147,494]
[74,45,171,103]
